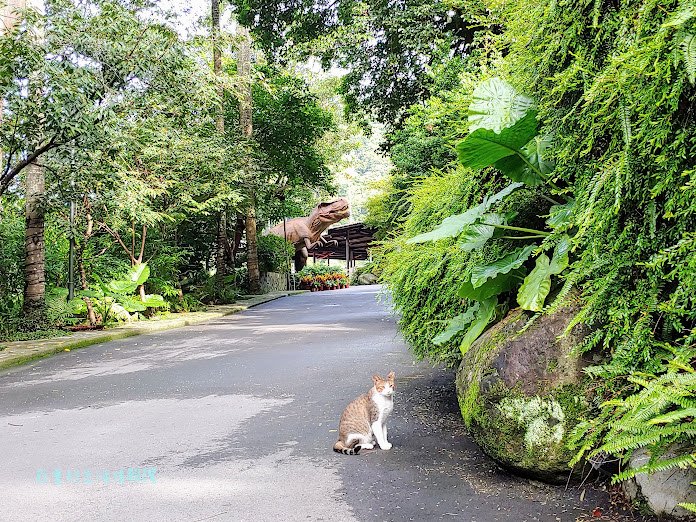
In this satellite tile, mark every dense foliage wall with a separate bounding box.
[371,0,696,494]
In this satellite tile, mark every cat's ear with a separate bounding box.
[387,371,395,382]
[372,374,383,384]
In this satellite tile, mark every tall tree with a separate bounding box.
[20,0,47,325]
[212,0,230,280]
[1,0,217,327]
[238,25,260,293]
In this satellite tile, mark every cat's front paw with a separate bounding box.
[380,442,392,450]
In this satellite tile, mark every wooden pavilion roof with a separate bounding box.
[311,222,376,261]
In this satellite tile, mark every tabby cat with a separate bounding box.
[333,372,395,455]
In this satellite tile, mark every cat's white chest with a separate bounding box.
[372,393,393,418]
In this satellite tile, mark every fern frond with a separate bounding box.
[648,408,696,425]
[662,3,696,28]
[618,102,632,147]
[681,33,696,84]
[679,502,696,513]
[613,452,696,484]
[598,427,694,454]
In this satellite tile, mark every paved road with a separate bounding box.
[0,285,621,521]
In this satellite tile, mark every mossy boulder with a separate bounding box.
[455,304,593,483]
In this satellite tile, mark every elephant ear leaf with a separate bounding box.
[493,133,553,186]
[129,263,150,286]
[517,254,553,312]
[468,77,535,133]
[458,268,524,301]
[106,279,138,295]
[549,236,571,274]
[460,297,498,356]
[458,213,504,251]
[517,239,571,312]
[119,296,147,313]
[432,303,480,346]
[547,199,575,229]
[457,111,539,170]
[470,244,537,288]
[141,294,168,309]
[523,134,555,176]
[407,183,523,244]
[406,207,486,244]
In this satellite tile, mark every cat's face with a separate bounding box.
[372,371,396,397]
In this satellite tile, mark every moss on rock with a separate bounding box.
[455,304,593,483]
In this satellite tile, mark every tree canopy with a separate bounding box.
[234,0,478,128]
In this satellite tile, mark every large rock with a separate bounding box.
[357,273,378,285]
[455,304,592,483]
[623,445,696,520]
[109,303,132,322]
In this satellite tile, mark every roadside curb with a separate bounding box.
[0,290,307,372]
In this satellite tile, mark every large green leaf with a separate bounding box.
[106,279,138,295]
[468,77,535,133]
[119,296,147,313]
[457,111,539,170]
[458,268,524,301]
[129,263,150,286]
[141,294,168,309]
[494,133,553,186]
[460,297,497,356]
[524,134,555,176]
[516,241,569,312]
[78,289,101,299]
[549,236,571,274]
[546,200,575,229]
[517,254,553,312]
[407,183,523,243]
[406,207,486,244]
[470,244,537,288]
[458,213,504,251]
[432,303,480,346]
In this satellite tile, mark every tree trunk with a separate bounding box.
[21,161,46,326]
[78,255,97,326]
[245,205,260,294]
[77,204,97,326]
[237,25,260,293]
[211,0,229,281]
[215,211,228,279]
[231,214,245,263]
[17,0,47,329]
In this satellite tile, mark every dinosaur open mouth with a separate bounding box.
[325,203,350,215]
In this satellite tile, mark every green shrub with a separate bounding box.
[258,234,294,274]
[297,263,345,277]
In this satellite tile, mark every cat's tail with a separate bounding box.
[333,440,361,455]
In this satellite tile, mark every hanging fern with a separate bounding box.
[681,33,696,84]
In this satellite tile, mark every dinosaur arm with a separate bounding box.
[304,236,321,251]
[317,234,338,247]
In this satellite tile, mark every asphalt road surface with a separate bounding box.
[0,285,625,521]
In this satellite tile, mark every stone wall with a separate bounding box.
[260,272,287,293]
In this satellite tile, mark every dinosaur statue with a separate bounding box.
[267,198,351,271]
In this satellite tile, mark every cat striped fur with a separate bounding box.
[333,372,395,456]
